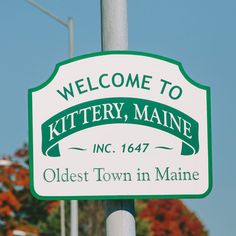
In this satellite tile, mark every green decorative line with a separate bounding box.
[155,146,173,150]
[69,147,87,151]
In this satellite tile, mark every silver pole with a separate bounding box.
[26,1,78,236]
[26,0,68,26]
[60,200,66,236]
[68,17,74,58]
[101,1,136,235]
[101,0,128,50]
[67,17,78,236]
[70,200,78,236]
[67,16,78,236]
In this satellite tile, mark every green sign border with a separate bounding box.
[28,51,212,200]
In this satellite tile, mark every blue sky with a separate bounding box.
[1,1,235,235]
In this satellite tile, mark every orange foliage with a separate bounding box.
[46,200,60,213]
[0,144,59,235]
[138,199,207,236]
[13,224,39,235]
[15,148,28,158]
[0,192,21,217]
[5,220,39,236]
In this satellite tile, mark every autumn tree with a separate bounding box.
[136,199,208,236]
[0,144,58,236]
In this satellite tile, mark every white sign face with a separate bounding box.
[29,51,212,200]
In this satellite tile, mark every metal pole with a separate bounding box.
[68,17,74,58]
[70,200,78,236]
[26,1,78,235]
[26,0,68,27]
[67,17,78,236]
[101,1,136,235]
[60,200,66,236]
[101,0,128,51]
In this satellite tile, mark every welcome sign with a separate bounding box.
[29,51,212,199]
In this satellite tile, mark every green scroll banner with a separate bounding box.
[41,97,199,157]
